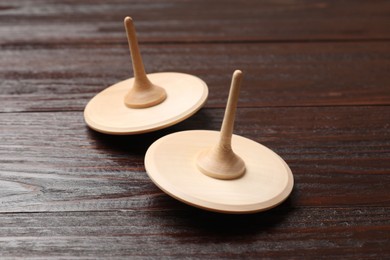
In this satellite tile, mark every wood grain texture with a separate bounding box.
[0,0,390,45]
[0,208,389,258]
[1,42,390,112]
[0,107,389,212]
[1,0,389,258]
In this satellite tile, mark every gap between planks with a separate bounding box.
[2,38,390,50]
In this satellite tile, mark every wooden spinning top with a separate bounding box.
[84,17,208,135]
[145,70,294,213]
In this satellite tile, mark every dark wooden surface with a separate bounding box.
[0,0,389,258]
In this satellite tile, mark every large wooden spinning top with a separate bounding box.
[145,70,294,213]
[84,17,208,134]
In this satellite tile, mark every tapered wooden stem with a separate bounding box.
[196,70,246,180]
[123,17,166,108]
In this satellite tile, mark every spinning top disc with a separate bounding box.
[145,130,293,213]
[84,17,208,135]
[84,72,208,134]
[145,70,294,213]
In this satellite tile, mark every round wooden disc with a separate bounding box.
[84,72,208,134]
[145,130,294,214]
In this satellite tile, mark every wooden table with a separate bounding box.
[1,1,389,258]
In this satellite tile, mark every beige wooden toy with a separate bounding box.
[84,17,208,134]
[145,70,294,214]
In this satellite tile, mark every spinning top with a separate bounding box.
[84,17,208,134]
[145,70,294,213]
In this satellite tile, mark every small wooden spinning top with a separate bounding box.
[145,70,294,214]
[84,17,208,135]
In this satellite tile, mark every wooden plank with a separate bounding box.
[1,42,389,112]
[0,208,388,258]
[0,106,389,212]
[1,0,390,45]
